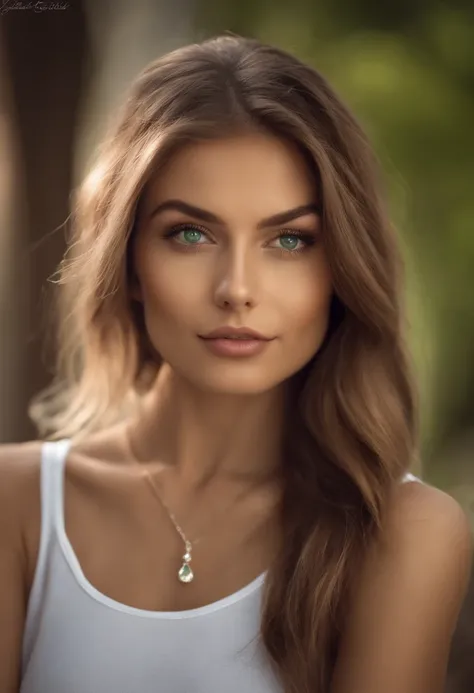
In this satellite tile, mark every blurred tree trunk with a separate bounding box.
[0,26,29,443]
[77,0,194,176]
[0,0,193,442]
[0,3,89,442]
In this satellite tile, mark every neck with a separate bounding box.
[126,363,289,488]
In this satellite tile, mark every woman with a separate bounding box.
[0,34,471,693]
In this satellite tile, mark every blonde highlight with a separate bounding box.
[28,35,420,692]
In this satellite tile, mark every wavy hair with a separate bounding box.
[29,35,419,692]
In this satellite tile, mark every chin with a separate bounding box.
[180,364,296,398]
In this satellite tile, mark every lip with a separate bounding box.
[199,326,273,341]
[199,336,272,358]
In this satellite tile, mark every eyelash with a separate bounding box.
[162,223,318,256]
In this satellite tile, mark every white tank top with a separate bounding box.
[20,439,421,693]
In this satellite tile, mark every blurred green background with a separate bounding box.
[0,2,473,687]
[1,0,473,505]
[196,0,474,499]
[1,0,473,508]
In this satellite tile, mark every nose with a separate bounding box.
[213,244,257,310]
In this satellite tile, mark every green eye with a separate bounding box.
[278,235,300,251]
[182,229,202,244]
[163,224,208,245]
[164,224,317,256]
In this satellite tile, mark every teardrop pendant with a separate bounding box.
[178,541,194,583]
[178,562,194,583]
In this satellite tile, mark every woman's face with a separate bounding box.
[133,131,333,396]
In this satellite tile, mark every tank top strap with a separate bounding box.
[40,439,73,537]
[401,471,422,483]
[22,438,73,672]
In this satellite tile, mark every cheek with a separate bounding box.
[276,260,333,336]
[136,252,205,323]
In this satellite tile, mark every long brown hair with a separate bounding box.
[29,35,419,692]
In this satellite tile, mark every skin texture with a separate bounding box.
[330,479,473,693]
[128,131,333,486]
[0,131,336,692]
[0,132,471,693]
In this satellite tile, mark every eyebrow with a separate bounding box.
[148,199,321,229]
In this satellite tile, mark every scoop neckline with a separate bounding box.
[52,439,267,620]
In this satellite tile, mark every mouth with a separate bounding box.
[198,333,273,358]
[200,336,264,341]
[199,327,273,341]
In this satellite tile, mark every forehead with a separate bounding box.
[142,132,318,217]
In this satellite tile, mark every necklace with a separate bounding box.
[126,426,233,585]
[140,465,200,584]
[125,425,279,585]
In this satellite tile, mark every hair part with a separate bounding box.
[29,35,419,692]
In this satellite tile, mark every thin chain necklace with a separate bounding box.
[125,425,279,585]
[140,464,200,584]
[126,426,239,585]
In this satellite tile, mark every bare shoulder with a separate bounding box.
[0,440,44,586]
[371,479,473,603]
[385,479,472,561]
[331,480,473,692]
[0,440,43,509]
[0,441,44,693]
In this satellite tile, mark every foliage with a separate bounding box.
[193,1,474,484]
